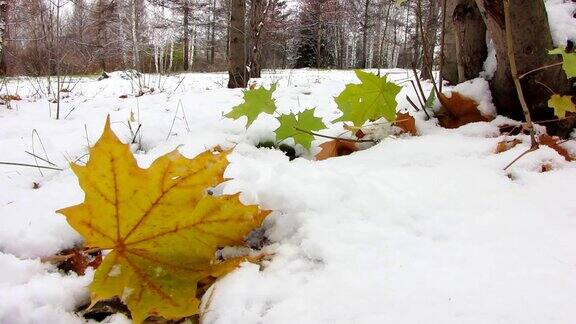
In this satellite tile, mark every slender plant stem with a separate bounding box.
[293,127,376,143]
[131,124,142,144]
[518,62,563,80]
[0,161,63,171]
[406,95,421,112]
[503,0,537,148]
[412,66,429,106]
[503,146,539,171]
[535,80,555,95]
[409,79,425,108]
[24,151,58,166]
[532,115,576,124]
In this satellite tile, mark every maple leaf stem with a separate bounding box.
[293,127,376,143]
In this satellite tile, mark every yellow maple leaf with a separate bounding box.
[58,117,269,323]
[548,94,576,118]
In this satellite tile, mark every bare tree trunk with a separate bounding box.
[130,0,140,70]
[474,0,573,134]
[183,1,190,71]
[0,0,8,75]
[96,0,107,71]
[443,0,459,84]
[249,0,270,77]
[360,0,370,68]
[453,0,486,82]
[210,0,216,65]
[420,0,440,80]
[228,0,247,88]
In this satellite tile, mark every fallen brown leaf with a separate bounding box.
[538,134,572,161]
[316,140,358,160]
[495,138,522,153]
[437,91,492,128]
[394,111,417,135]
[56,248,103,275]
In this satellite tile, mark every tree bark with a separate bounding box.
[360,0,370,68]
[183,1,190,71]
[0,0,9,75]
[228,0,247,88]
[420,0,440,80]
[475,0,573,134]
[443,0,459,84]
[249,0,268,78]
[453,0,487,82]
[210,0,216,65]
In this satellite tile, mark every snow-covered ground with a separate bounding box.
[1,69,575,324]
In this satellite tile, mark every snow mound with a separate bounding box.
[546,0,576,46]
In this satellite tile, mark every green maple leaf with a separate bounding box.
[333,70,401,127]
[395,0,406,5]
[225,84,277,127]
[275,108,326,149]
[548,94,576,118]
[425,90,436,110]
[549,47,576,78]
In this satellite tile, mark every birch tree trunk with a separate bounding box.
[131,0,140,70]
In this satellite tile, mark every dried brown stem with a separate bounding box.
[518,62,563,80]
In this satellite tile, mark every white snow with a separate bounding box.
[479,37,497,80]
[1,69,575,324]
[546,0,576,46]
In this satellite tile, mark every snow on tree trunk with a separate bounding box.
[475,0,573,135]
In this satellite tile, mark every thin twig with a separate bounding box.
[503,146,539,171]
[406,95,421,112]
[503,0,537,148]
[411,66,429,106]
[293,127,377,143]
[0,161,63,171]
[533,115,576,124]
[535,80,555,95]
[131,124,142,144]
[409,79,425,108]
[518,62,563,80]
[24,151,58,166]
[31,129,52,177]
